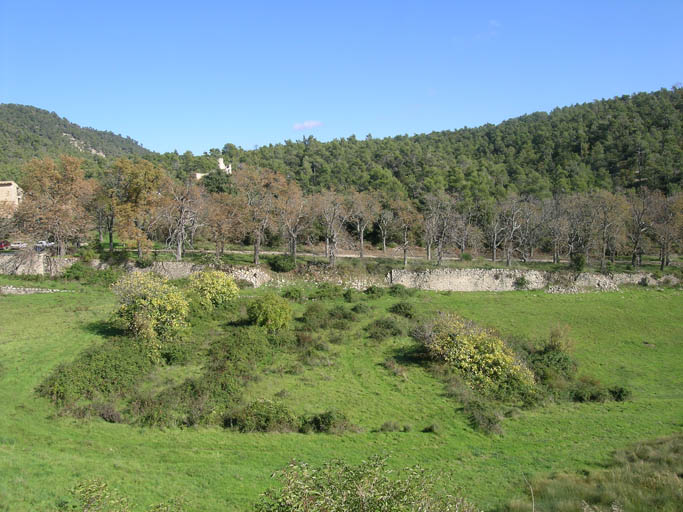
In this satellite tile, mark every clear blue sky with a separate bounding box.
[1,1,681,154]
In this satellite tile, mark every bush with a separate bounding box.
[571,376,609,402]
[413,313,535,400]
[234,278,254,289]
[463,399,504,435]
[226,400,298,432]
[281,286,305,301]
[247,294,293,331]
[363,285,386,299]
[188,270,239,310]
[351,302,370,315]
[461,252,473,261]
[78,247,97,262]
[111,273,189,358]
[389,301,416,318]
[343,288,361,302]
[62,263,122,286]
[256,456,478,512]
[608,386,632,402]
[37,339,152,405]
[379,421,402,432]
[298,303,330,331]
[366,317,403,340]
[300,410,354,434]
[569,253,586,272]
[135,257,154,269]
[513,276,529,290]
[387,284,415,297]
[422,423,441,434]
[268,254,296,273]
[310,282,345,300]
[64,479,187,511]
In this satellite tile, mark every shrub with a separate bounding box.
[188,270,239,310]
[389,301,416,318]
[571,376,609,402]
[379,421,402,432]
[422,423,441,434]
[135,257,154,269]
[234,278,254,289]
[463,399,504,435]
[461,252,473,261]
[351,302,370,315]
[281,286,304,301]
[569,253,586,272]
[268,254,296,273]
[37,339,152,405]
[256,456,479,512]
[343,288,361,302]
[160,338,193,365]
[78,247,97,262]
[310,282,345,300]
[300,410,354,434]
[363,285,386,299]
[248,294,293,331]
[64,479,187,511]
[608,386,632,402]
[387,283,415,297]
[413,313,536,400]
[62,263,122,286]
[366,317,403,340]
[513,276,529,290]
[298,303,330,331]
[226,400,298,432]
[111,273,189,358]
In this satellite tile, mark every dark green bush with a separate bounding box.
[351,303,370,315]
[77,247,97,262]
[343,288,361,302]
[281,286,305,301]
[608,386,632,402]
[389,301,416,318]
[463,399,504,435]
[226,400,298,432]
[300,410,354,434]
[363,285,386,299]
[310,282,345,300]
[62,263,122,286]
[160,338,193,365]
[422,423,441,434]
[388,284,416,297]
[461,252,473,261]
[37,339,152,405]
[569,253,586,272]
[235,278,254,289]
[298,303,330,331]
[268,255,296,273]
[366,318,403,340]
[378,421,402,432]
[135,257,154,269]
[513,276,529,290]
[571,376,609,402]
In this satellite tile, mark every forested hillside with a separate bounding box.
[0,104,150,181]
[203,87,680,199]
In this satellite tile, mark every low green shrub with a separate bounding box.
[62,263,122,286]
[256,456,478,512]
[569,253,585,272]
[160,338,193,365]
[64,479,187,511]
[310,282,345,300]
[188,270,239,310]
[463,399,504,435]
[226,400,298,432]
[37,339,152,405]
[513,276,529,290]
[299,410,354,434]
[389,301,416,318]
[135,257,154,269]
[235,278,254,289]
[298,303,330,331]
[247,294,293,331]
[351,302,370,315]
[281,286,305,301]
[268,255,296,273]
[378,421,402,432]
[363,285,386,299]
[461,252,473,261]
[422,423,441,434]
[608,385,632,402]
[77,247,97,262]
[366,317,403,340]
[343,288,361,302]
[571,376,609,402]
[387,283,415,297]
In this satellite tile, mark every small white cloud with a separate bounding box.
[489,19,501,28]
[293,120,323,131]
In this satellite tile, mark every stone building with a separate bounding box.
[0,181,23,217]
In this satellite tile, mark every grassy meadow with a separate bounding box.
[0,274,681,511]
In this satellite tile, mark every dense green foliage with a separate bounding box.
[0,104,149,181]
[256,456,480,512]
[247,293,293,331]
[187,270,239,310]
[216,88,682,197]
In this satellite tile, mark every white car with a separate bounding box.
[10,241,27,249]
[35,241,55,248]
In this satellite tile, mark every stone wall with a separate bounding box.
[0,285,67,295]
[133,261,272,287]
[0,252,77,276]
[388,268,678,292]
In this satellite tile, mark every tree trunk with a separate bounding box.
[292,237,297,264]
[176,235,183,261]
[382,236,387,253]
[137,240,143,260]
[108,228,114,253]
[58,240,66,258]
[324,237,329,258]
[359,228,365,259]
[253,232,261,265]
[426,241,432,261]
[505,244,511,266]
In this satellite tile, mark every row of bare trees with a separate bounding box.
[3,156,682,271]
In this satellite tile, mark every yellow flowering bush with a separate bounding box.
[417,313,535,398]
[188,270,239,310]
[111,272,189,359]
[247,294,293,331]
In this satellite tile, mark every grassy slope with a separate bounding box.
[0,279,681,511]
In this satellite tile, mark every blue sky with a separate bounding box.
[1,1,681,154]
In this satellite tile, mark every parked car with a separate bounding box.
[35,240,55,248]
[0,240,10,250]
[10,241,27,249]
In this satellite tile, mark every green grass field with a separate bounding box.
[0,276,681,511]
